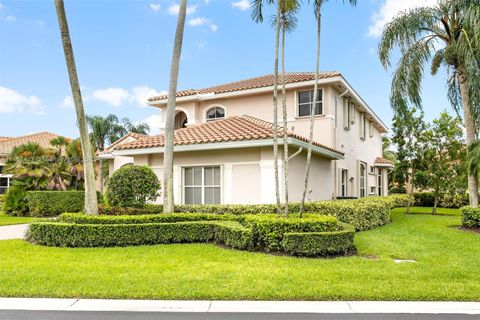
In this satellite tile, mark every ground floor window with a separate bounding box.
[0,177,9,195]
[359,162,367,198]
[340,169,348,197]
[183,166,221,204]
[377,168,383,196]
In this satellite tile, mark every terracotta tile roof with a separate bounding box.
[103,132,148,154]
[0,132,66,156]
[148,72,341,102]
[115,115,343,156]
[375,157,393,165]
[0,137,12,143]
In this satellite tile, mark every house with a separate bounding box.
[101,72,392,205]
[0,132,65,194]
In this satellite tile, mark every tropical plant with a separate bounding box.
[378,0,480,207]
[55,0,98,214]
[466,140,480,181]
[163,0,187,213]
[49,136,70,157]
[299,0,357,216]
[382,136,396,163]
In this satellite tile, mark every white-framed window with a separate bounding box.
[297,89,323,117]
[359,162,367,198]
[205,106,225,122]
[369,165,376,175]
[340,169,348,197]
[343,98,350,131]
[369,121,374,138]
[377,168,383,196]
[183,166,221,204]
[0,177,9,195]
[359,113,367,140]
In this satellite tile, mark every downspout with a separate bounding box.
[333,88,349,199]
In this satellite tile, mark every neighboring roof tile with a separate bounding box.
[375,157,393,165]
[148,72,341,102]
[103,132,148,154]
[115,115,343,156]
[0,137,12,143]
[0,132,66,155]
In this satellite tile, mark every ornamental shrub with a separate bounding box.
[414,192,468,208]
[2,184,29,216]
[460,207,480,228]
[26,191,84,217]
[106,164,160,208]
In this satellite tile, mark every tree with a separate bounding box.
[163,0,187,213]
[252,0,282,216]
[382,136,396,163]
[378,0,480,207]
[466,140,480,184]
[50,136,69,157]
[299,0,357,216]
[54,0,98,215]
[391,108,429,213]
[424,112,466,214]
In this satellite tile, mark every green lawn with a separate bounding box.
[0,207,479,301]
[406,206,461,216]
[0,212,38,226]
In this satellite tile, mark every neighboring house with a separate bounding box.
[101,72,392,205]
[0,132,64,194]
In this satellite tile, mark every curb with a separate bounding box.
[0,299,479,314]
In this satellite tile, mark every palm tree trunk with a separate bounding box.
[458,64,479,208]
[54,0,98,215]
[299,12,321,217]
[163,0,187,213]
[273,3,282,217]
[281,20,289,218]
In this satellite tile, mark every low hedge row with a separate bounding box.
[98,195,410,231]
[413,192,469,209]
[59,212,234,224]
[25,191,103,217]
[460,207,480,228]
[282,223,355,257]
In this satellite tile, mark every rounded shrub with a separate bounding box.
[106,164,160,208]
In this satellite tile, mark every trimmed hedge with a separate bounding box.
[98,195,410,231]
[59,212,234,224]
[460,207,480,228]
[25,191,103,217]
[241,214,338,251]
[282,223,355,257]
[413,192,469,209]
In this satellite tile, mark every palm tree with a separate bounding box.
[378,0,480,207]
[50,136,69,157]
[382,136,396,163]
[467,140,480,185]
[163,0,188,213]
[252,0,282,217]
[66,139,86,190]
[299,0,357,216]
[54,0,98,214]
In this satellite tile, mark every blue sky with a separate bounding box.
[0,0,449,139]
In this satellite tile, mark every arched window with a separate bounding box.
[206,106,225,122]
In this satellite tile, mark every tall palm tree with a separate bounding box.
[300,0,357,216]
[54,0,98,214]
[467,140,480,185]
[252,0,282,216]
[378,0,480,207]
[163,0,188,213]
[382,136,396,163]
[50,136,69,157]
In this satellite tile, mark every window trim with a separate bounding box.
[204,105,227,122]
[296,89,324,118]
[182,166,222,205]
[377,168,383,196]
[359,162,367,198]
[340,168,348,197]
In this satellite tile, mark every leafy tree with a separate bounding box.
[55,0,98,214]
[378,0,480,207]
[163,0,187,213]
[391,108,429,213]
[424,112,466,214]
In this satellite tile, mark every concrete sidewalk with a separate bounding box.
[0,298,479,314]
[0,224,28,240]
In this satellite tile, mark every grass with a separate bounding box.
[406,206,461,216]
[0,212,38,226]
[0,207,479,301]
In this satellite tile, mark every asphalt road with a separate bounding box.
[0,311,478,320]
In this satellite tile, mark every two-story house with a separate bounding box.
[101,72,392,205]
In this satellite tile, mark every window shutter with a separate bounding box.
[369,121,374,137]
[337,167,343,197]
[356,160,360,198]
[349,103,356,124]
[343,98,350,130]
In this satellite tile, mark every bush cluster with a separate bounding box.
[24,191,103,217]
[460,207,480,229]
[413,192,468,208]
[28,213,355,256]
[98,195,409,231]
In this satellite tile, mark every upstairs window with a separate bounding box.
[206,106,225,122]
[298,90,323,117]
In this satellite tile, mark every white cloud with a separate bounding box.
[142,114,163,135]
[204,0,210,4]
[130,85,166,107]
[0,87,44,114]
[0,3,3,10]
[61,96,74,108]
[167,4,198,15]
[231,0,250,11]
[4,15,16,22]
[368,0,437,37]
[92,87,130,107]
[149,3,161,12]
[188,17,218,32]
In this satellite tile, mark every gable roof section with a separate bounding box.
[0,132,64,156]
[148,72,341,102]
[114,115,344,158]
[0,137,12,143]
[103,132,148,153]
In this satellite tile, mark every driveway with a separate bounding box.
[0,224,28,240]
